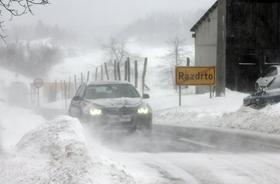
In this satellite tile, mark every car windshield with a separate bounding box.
[84,84,141,99]
[263,67,278,77]
[267,77,280,90]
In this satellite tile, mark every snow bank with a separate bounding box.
[220,104,280,134]
[154,89,247,120]
[155,89,280,135]
[0,101,44,151]
[1,116,135,184]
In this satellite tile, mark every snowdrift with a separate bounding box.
[0,101,44,151]
[3,116,135,184]
[221,104,280,134]
[155,90,280,135]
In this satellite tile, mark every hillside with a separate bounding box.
[119,11,204,45]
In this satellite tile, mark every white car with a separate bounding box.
[69,81,153,133]
[244,65,280,108]
[256,65,280,90]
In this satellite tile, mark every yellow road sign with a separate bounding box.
[176,66,216,85]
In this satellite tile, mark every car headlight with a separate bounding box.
[137,105,150,114]
[89,107,102,116]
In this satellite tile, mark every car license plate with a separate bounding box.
[119,115,131,122]
[107,115,131,123]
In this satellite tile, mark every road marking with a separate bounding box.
[179,138,216,149]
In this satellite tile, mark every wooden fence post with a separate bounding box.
[92,70,95,81]
[117,62,121,81]
[63,80,67,109]
[81,73,84,84]
[95,67,98,81]
[134,60,138,88]
[60,80,63,100]
[187,57,190,67]
[127,57,131,82]
[104,63,109,80]
[68,77,71,98]
[114,60,117,80]
[74,75,77,90]
[124,59,128,81]
[186,58,190,89]
[54,80,57,101]
[142,58,148,95]
[101,65,104,81]
[87,71,90,82]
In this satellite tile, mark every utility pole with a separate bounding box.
[134,60,138,88]
[216,0,227,97]
[142,58,148,95]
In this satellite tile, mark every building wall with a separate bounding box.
[226,0,280,92]
[193,1,280,93]
[194,8,218,94]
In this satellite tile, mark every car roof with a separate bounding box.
[266,65,280,72]
[87,80,131,86]
[268,65,280,69]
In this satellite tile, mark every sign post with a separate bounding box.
[179,85,182,106]
[176,66,216,106]
[33,78,44,106]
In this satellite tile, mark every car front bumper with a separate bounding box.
[83,113,152,130]
[243,94,280,107]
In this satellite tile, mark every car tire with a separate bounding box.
[69,107,82,118]
[249,103,266,109]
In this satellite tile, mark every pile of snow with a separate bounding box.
[155,89,280,135]
[154,89,247,121]
[0,101,44,151]
[220,104,280,134]
[0,115,135,184]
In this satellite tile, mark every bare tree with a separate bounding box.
[0,0,49,42]
[166,36,188,89]
[166,36,187,66]
[102,37,129,64]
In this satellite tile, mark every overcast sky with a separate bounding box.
[9,0,216,30]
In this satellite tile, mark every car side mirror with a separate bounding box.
[143,93,150,99]
[72,96,82,101]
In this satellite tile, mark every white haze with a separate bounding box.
[6,0,216,37]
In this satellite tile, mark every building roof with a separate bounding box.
[190,1,218,32]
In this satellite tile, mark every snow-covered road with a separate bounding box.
[2,103,280,184]
[83,124,280,184]
[38,107,280,184]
